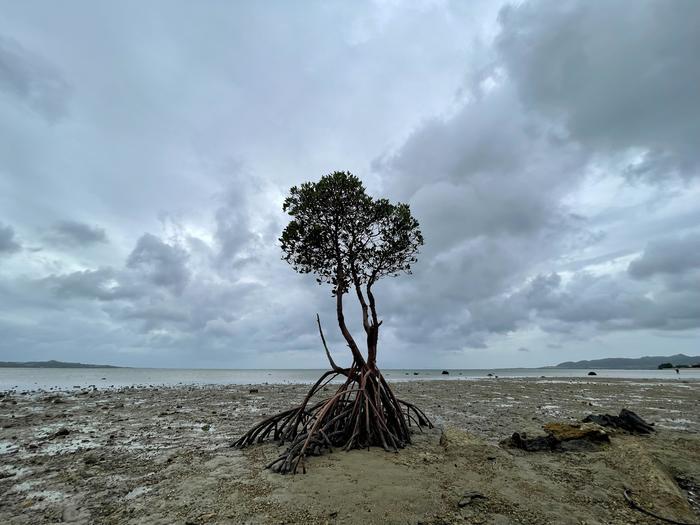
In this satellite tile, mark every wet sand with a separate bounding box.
[1,378,699,524]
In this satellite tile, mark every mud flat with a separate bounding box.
[1,378,699,524]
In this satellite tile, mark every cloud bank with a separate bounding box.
[0,0,698,368]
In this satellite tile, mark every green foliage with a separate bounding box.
[280,171,423,295]
[657,362,674,369]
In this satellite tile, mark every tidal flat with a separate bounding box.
[1,378,699,524]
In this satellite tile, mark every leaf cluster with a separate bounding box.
[280,171,423,295]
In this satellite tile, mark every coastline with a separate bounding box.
[2,367,699,392]
[1,378,699,523]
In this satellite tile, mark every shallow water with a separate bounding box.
[1,366,698,391]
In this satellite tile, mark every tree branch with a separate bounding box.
[316,313,342,372]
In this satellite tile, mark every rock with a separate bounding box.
[84,453,99,465]
[487,373,494,377]
[441,370,449,375]
[413,372,419,375]
[248,388,259,393]
[201,424,210,431]
[505,432,557,452]
[588,371,597,376]
[53,427,70,438]
[582,408,654,434]
[503,422,609,452]
[458,491,486,507]
[542,422,609,443]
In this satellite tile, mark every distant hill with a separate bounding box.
[0,360,122,369]
[549,354,700,370]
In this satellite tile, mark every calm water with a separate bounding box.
[1,367,699,391]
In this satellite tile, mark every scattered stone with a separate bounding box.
[505,432,557,452]
[53,427,70,438]
[503,422,609,452]
[588,371,597,376]
[249,389,259,394]
[675,474,700,516]
[582,408,654,434]
[458,491,486,507]
[202,424,210,431]
[441,370,449,375]
[543,422,608,442]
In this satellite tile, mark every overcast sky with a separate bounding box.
[1,0,699,369]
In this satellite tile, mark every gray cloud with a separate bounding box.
[46,220,108,247]
[0,222,21,254]
[126,234,191,295]
[516,268,700,333]
[497,0,700,180]
[0,34,70,122]
[628,232,700,279]
[43,267,136,301]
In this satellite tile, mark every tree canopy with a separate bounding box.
[280,171,423,296]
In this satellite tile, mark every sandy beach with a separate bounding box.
[1,378,699,524]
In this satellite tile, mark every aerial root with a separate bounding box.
[233,366,432,474]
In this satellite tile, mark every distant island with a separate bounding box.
[0,360,122,369]
[549,353,700,370]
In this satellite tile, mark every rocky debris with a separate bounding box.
[52,427,70,438]
[543,422,608,442]
[675,475,700,516]
[441,370,449,375]
[248,389,259,394]
[588,371,597,376]
[582,409,655,434]
[503,422,610,452]
[457,491,486,507]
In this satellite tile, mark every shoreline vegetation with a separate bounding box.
[1,377,698,524]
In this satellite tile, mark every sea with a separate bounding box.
[1,367,699,392]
